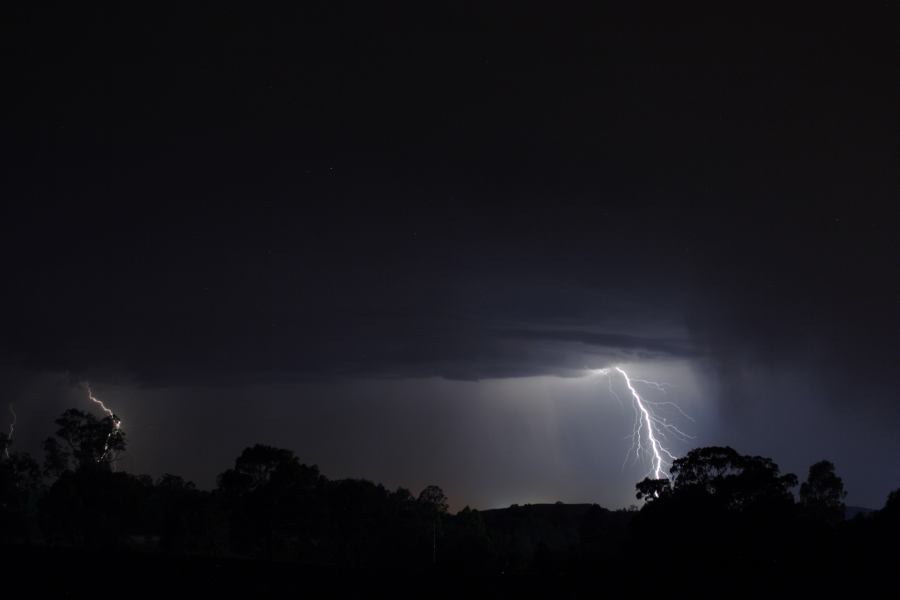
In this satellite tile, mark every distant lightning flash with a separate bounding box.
[595,366,693,480]
[85,384,122,465]
[3,404,15,459]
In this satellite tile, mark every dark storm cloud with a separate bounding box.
[499,329,697,361]
[0,255,694,385]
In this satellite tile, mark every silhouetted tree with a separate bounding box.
[217,445,306,492]
[666,446,798,510]
[326,478,407,567]
[885,488,900,514]
[443,506,494,573]
[141,473,218,554]
[392,486,415,503]
[40,468,152,546]
[800,460,846,525]
[157,473,196,492]
[880,487,900,530]
[418,484,449,514]
[38,408,143,547]
[576,504,632,564]
[634,477,671,502]
[0,433,41,542]
[632,446,799,569]
[217,444,324,559]
[42,408,124,475]
[415,485,449,565]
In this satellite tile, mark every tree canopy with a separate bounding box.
[42,408,125,475]
[800,460,846,524]
[636,446,798,512]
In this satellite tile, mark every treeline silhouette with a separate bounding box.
[1,408,899,595]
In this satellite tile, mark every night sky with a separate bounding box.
[2,5,898,510]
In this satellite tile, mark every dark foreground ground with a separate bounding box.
[2,543,894,599]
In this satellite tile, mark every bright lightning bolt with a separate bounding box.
[85,384,122,466]
[594,366,694,481]
[3,404,15,459]
[86,384,118,423]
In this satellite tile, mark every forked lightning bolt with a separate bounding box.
[595,366,693,480]
[85,384,122,464]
